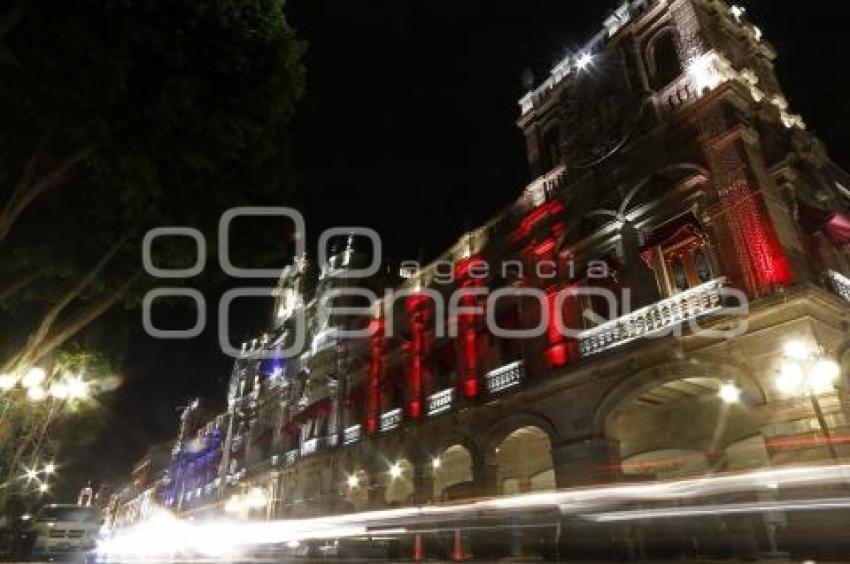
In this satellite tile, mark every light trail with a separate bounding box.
[582,497,850,522]
[98,463,850,560]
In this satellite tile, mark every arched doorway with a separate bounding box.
[384,458,414,506]
[433,445,474,501]
[605,374,765,480]
[494,426,555,495]
[343,469,369,512]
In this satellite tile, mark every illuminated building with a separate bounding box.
[121,0,850,552]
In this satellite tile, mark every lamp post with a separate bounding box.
[776,340,842,461]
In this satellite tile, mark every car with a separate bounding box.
[30,504,101,561]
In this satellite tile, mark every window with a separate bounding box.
[540,127,561,172]
[642,218,718,296]
[648,30,683,89]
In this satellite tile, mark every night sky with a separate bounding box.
[70,1,850,496]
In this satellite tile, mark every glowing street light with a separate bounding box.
[39,483,49,494]
[718,383,742,405]
[0,373,16,391]
[389,463,403,480]
[44,462,56,475]
[66,376,89,400]
[26,386,46,402]
[347,475,359,489]
[432,457,441,470]
[777,340,842,460]
[22,367,46,389]
[22,467,39,484]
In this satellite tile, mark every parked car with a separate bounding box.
[30,504,101,561]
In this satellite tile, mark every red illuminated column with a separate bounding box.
[408,310,425,419]
[367,318,384,434]
[544,284,578,368]
[455,287,485,399]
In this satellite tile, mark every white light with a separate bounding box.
[432,457,441,469]
[389,463,403,480]
[776,361,805,396]
[0,373,16,391]
[49,382,69,400]
[810,358,840,394]
[22,367,46,389]
[44,462,56,475]
[347,475,359,489]
[730,5,745,21]
[27,386,46,402]
[688,53,722,93]
[576,52,593,70]
[718,383,742,405]
[783,340,811,361]
[39,483,49,493]
[752,26,762,42]
[66,376,89,400]
[23,468,39,483]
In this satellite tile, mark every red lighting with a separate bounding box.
[367,318,385,434]
[726,180,793,293]
[513,200,564,241]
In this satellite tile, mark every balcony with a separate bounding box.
[578,278,727,357]
[827,270,850,303]
[300,438,318,457]
[486,361,524,394]
[380,408,403,432]
[427,388,454,416]
[344,424,362,445]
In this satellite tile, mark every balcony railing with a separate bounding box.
[427,388,454,416]
[578,278,726,357]
[827,270,850,303]
[300,438,318,457]
[380,408,403,432]
[486,361,524,394]
[344,424,362,445]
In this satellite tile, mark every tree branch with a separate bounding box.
[2,232,132,372]
[28,271,143,366]
[0,147,92,243]
[0,269,42,303]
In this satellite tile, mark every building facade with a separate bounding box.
[116,0,850,552]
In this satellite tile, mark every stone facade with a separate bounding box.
[136,0,850,525]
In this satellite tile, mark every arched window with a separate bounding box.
[648,30,683,89]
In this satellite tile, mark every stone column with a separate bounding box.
[473,460,500,497]
[552,437,621,488]
[411,457,435,505]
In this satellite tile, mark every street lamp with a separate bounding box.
[777,340,842,460]
[389,463,403,480]
[0,373,16,391]
[43,462,56,475]
[22,367,46,389]
[347,474,359,489]
[26,386,46,402]
[718,382,742,405]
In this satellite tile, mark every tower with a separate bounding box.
[516,0,845,299]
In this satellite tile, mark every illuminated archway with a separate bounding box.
[602,364,766,480]
[494,426,555,495]
[433,444,474,501]
[343,469,370,512]
[384,458,414,506]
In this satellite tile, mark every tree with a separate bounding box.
[0,0,304,506]
[0,0,304,369]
